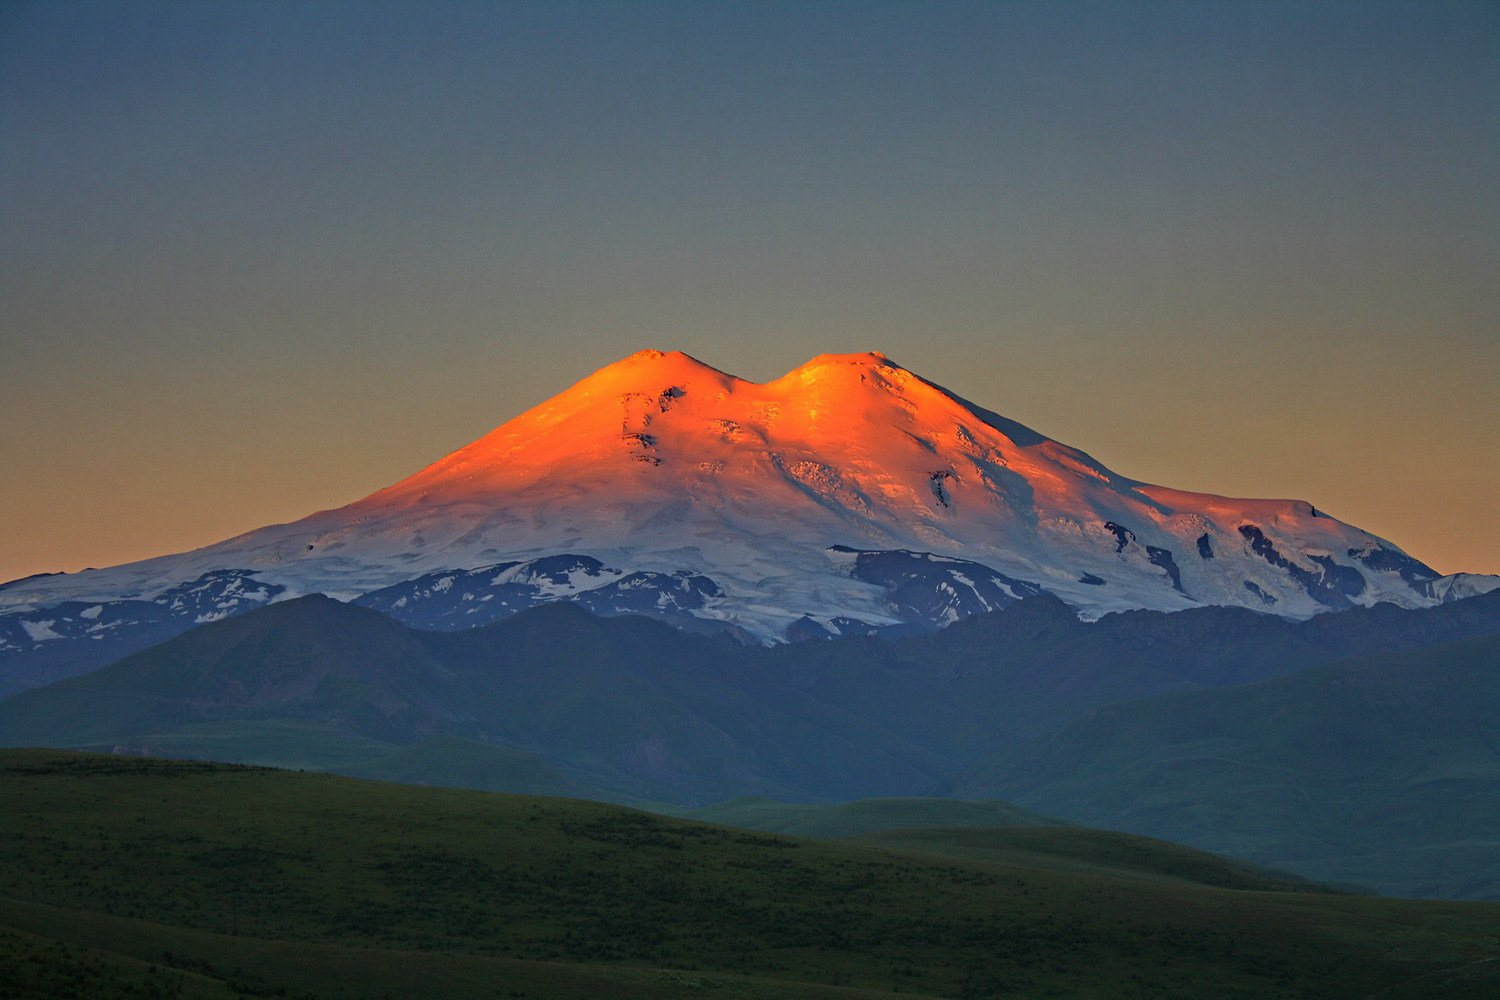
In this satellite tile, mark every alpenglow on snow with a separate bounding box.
[3,350,1494,656]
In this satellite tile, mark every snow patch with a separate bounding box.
[21,620,62,641]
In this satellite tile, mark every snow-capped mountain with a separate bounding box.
[3,350,1494,653]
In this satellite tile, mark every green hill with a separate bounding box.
[674,798,1338,892]
[1,750,1498,999]
[675,796,1057,838]
[843,827,1341,892]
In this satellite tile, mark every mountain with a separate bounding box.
[4,589,1499,896]
[3,349,1493,677]
[10,590,1500,803]
[0,595,948,804]
[765,587,1500,749]
[0,569,283,698]
[958,633,1500,899]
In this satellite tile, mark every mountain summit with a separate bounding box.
[2,350,1492,645]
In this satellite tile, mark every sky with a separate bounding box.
[1,0,1497,583]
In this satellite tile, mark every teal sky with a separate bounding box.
[2,0,1497,581]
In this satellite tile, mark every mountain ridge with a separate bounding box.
[2,349,1494,652]
[4,587,1499,896]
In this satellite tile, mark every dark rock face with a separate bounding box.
[928,471,954,508]
[1145,546,1185,594]
[784,615,834,642]
[1103,522,1135,553]
[1099,523,1184,594]
[1238,525,1363,609]
[575,572,721,618]
[829,546,1048,627]
[354,556,723,633]
[1197,534,1214,559]
[150,570,286,620]
[1349,545,1440,592]
[1308,555,1367,601]
[1244,580,1277,606]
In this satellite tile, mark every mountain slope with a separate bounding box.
[673,796,1058,838]
[768,587,1500,746]
[0,595,463,747]
[958,633,1500,899]
[0,596,951,803]
[4,349,1486,648]
[5,590,1500,897]
[11,590,1500,803]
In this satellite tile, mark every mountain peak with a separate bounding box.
[576,348,739,391]
[772,350,908,386]
[593,349,906,389]
[785,350,896,372]
[2,347,1472,643]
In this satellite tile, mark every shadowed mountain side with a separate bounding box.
[5,590,1500,798]
[765,588,1500,752]
[333,736,586,798]
[0,597,950,804]
[0,596,462,747]
[958,634,1500,899]
[406,601,952,801]
[0,616,186,701]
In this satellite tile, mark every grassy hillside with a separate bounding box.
[675,796,1057,838]
[0,896,908,1000]
[73,719,619,804]
[2,751,1499,999]
[961,634,1500,899]
[674,799,1336,891]
[843,827,1340,892]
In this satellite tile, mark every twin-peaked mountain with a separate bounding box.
[2,350,1494,686]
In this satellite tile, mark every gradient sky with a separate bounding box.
[2,0,1497,583]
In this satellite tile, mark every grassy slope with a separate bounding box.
[842,827,1338,893]
[0,897,911,1000]
[82,718,619,805]
[673,796,1058,838]
[3,751,1500,999]
[86,719,398,771]
[671,798,1344,892]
